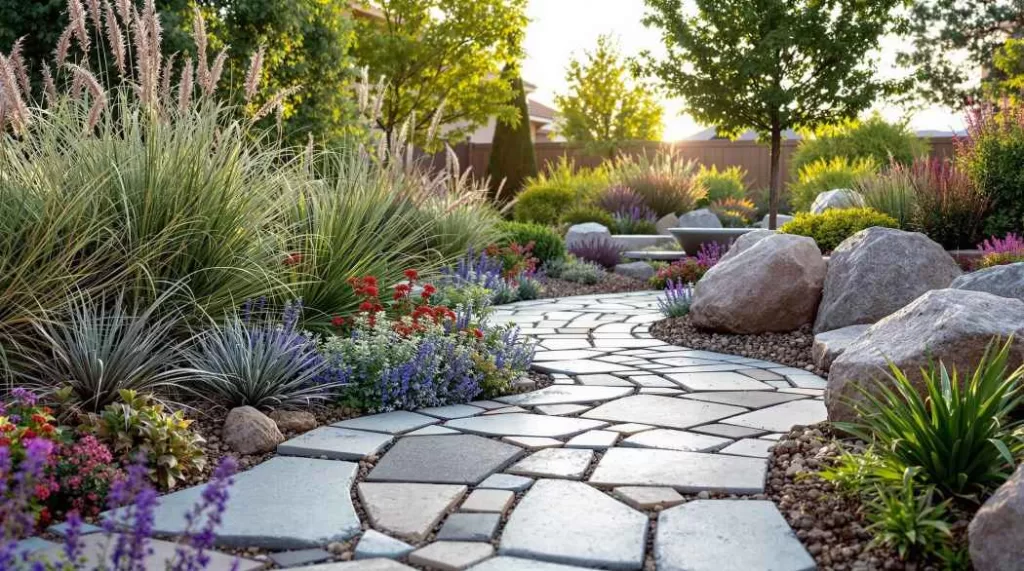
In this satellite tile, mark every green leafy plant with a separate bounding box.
[496,221,566,264]
[792,116,930,175]
[853,163,919,229]
[910,158,990,250]
[790,156,878,212]
[708,198,757,227]
[780,207,898,253]
[561,205,616,229]
[695,165,748,204]
[87,390,207,490]
[514,183,580,225]
[544,255,605,284]
[840,338,1024,500]
[960,100,1024,236]
[864,478,953,561]
[613,152,704,216]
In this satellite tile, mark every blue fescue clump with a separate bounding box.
[658,279,694,317]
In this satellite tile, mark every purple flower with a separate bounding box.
[172,457,238,571]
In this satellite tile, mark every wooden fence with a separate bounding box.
[442,137,958,190]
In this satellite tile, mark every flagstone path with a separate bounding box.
[47,291,827,570]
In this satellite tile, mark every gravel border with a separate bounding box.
[536,274,651,299]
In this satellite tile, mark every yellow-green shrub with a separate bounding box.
[513,159,609,224]
[561,205,616,229]
[781,208,898,253]
[695,165,748,204]
[790,156,878,212]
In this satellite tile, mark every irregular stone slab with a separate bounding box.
[589,448,767,494]
[38,534,263,571]
[540,339,594,350]
[627,374,677,388]
[787,374,827,389]
[332,411,438,434]
[485,406,529,415]
[278,427,392,461]
[468,557,601,571]
[446,413,606,438]
[613,486,685,510]
[13,537,60,557]
[535,404,591,416]
[725,399,826,432]
[532,359,627,374]
[969,464,1024,571]
[500,480,647,570]
[738,369,785,381]
[417,404,485,419]
[461,489,514,513]
[622,429,730,452]
[652,357,722,367]
[508,448,594,479]
[300,560,418,571]
[503,436,563,449]
[952,262,1024,302]
[104,457,359,549]
[410,542,494,571]
[354,530,415,560]
[270,548,333,568]
[690,423,766,438]
[656,500,815,571]
[665,372,773,391]
[680,391,805,409]
[605,423,654,435]
[591,338,665,348]
[437,512,501,542]
[615,261,656,281]
[565,430,619,449]
[577,374,634,387]
[582,395,746,430]
[478,473,534,491]
[498,385,632,406]
[407,425,461,436]
[357,483,466,542]
[720,438,776,458]
[367,434,521,484]
[533,350,608,361]
[812,324,869,370]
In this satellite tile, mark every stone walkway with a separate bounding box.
[57,292,827,570]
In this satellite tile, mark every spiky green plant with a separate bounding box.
[864,477,953,560]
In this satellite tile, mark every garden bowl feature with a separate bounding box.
[669,227,757,256]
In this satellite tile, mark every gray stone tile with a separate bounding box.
[409,542,494,571]
[777,388,825,396]
[582,395,746,430]
[278,427,393,461]
[533,350,608,361]
[104,457,359,549]
[332,411,438,434]
[298,560,417,571]
[500,479,646,570]
[627,374,677,387]
[498,385,632,406]
[679,391,806,409]
[766,380,792,388]
[467,556,601,571]
[719,438,776,458]
[13,537,60,557]
[665,372,773,391]
[38,535,263,571]
[605,423,654,435]
[446,413,606,438]
[461,489,514,513]
[651,357,722,367]
[760,433,784,441]
[591,338,666,348]
[470,400,507,410]
[724,400,827,432]
[655,500,815,571]
[367,434,521,485]
[535,404,591,416]
[622,429,731,452]
[485,406,529,415]
[503,436,563,449]
[508,448,594,479]
[478,473,534,491]
[47,521,103,537]
[612,486,685,510]
[576,374,634,387]
[407,425,461,436]
[354,530,415,560]
[786,374,828,389]
[588,448,767,494]
[270,548,333,567]
[357,483,466,542]
[417,404,486,419]
[539,339,593,350]
[565,430,619,449]
[532,359,628,374]
[690,423,766,438]
[637,388,683,395]
[737,369,785,381]
[437,512,501,541]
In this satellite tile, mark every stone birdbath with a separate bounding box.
[669,227,756,256]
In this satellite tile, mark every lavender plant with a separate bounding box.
[612,206,659,234]
[568,237,623,270]
[597,185,647,214]
[658,279,694,317]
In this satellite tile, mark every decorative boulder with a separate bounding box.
[809,189,865,214]
[756,214,794,229]
[969,464,1024,571]
[812,325,870,371]
[825,289,1024,422]
[655,213,679,235]
[565,223,611,250]
[690,234,826,334]
[223,406,284,455]
[268,410,318,433]
[675,208,722,229]
[718,229,775,264]
[614,261,656,281]
[814,227,962,333]
[951,263,1024,302]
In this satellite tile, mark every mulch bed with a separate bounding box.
[538,274,652,299]
[650,314,823,375]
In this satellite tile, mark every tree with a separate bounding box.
[487,67,537,202]
[554,34,663,153]
[898,0,1024,108]
[351,0,528,151]
[640,0,901,229]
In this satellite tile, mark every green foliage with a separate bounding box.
[780,208,898,253]
[909,158,990,249]
[989,38,1024,99]
[694,165,748,204]
[352,0,528,150]
[959,103,1024,236]
[495,221,566,264]
[515,159,609,224]
[640,0,901,227]
[554,34,663,152]
[791,116,929,175]
[790,157,878,212]
[544,255,605,285]
[612,152,704,216]
[708,198,757,228]
[88,390,207,490]
[840,338,1024,500]
[853,164,919,229]
[561,205,616,229]
[864,478,953,561]
[487,70,538,201]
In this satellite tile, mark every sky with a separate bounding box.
[521,0,967,141]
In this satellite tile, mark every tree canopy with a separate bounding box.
[640,0,901,228]
[553,34,663,152]
[351,0,528,151]
[487,67,537,202]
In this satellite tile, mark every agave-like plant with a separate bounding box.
[841,337,1024,500]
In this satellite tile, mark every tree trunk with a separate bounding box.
[768,121,782,230]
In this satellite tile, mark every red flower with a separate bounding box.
[30,414,48,425]
[331,316,345,328]
[472,328,484,339]
[422,284,436,297]
[359,301,375,312]
[283,252,304,266]
[404,269,419,281]
[364,286,379,298]
[22,429,37,439]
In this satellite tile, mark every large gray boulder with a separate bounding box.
[756,214,794,229]
[676,208,722,229]
[969,464,1024,571]
[952,263,1024,302]
[814,227,962,333]
[718,229,775,264]
[809,189,865,214]
[565,223,611,250]
[690,234,826,334]
[223,406,284,455]
[812,325,870,371]
[825,289,1024,422]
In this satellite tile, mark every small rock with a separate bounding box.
[268,410,318,433]
[969,464,1024,571]
[566,223,611,250]
[222,406,283,455]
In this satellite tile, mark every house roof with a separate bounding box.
[683,127,803,141]
[528,99,556,122]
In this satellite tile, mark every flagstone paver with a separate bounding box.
[460,489,515,513]
[612,486,685,510]
[437,513,502,541]
[354,531,415,560]
[357,483,467,542]
[367,434,521,484]
[445,413,607,438]
[497,385,632,406]
[410,542,495,571]
[332,411,438,434]
[277,427,393,461]
[582,394,747,430]
[508,448,594,479]
[621,428,731,452]
[589,448,768,494]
